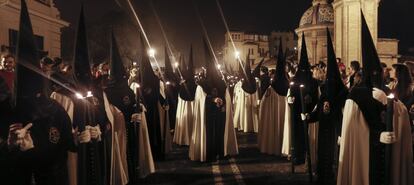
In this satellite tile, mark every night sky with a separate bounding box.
[54,0,414,62]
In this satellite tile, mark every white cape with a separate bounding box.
[258,87,286,155]
[137,104,156,178]
[224,87,239,156]
[173,97,194,146]
[234,89,259,133]
[281,89,292,156]
[233,81,242,129]
[337,88,413,185]
[188,86,207,161]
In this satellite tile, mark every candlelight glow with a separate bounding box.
[174,62,179,68]
[86,91,93,97]
[235,51,240,59]
[148,48,156,57]
[166,81,171,85]
[290,82,295,86]
[300,84,305,88]
[387,93,395,99]
[75,93,84,99]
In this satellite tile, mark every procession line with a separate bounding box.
[228,157,246,185]
[212,162,224,185]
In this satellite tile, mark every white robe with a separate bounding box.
[234,89,259,133]
[188,86,207,161]
[281,89,292,156]
[337,88,413,185]
[137,104,156,178]
[173,97,194,146]
[258,87,286,155]
[224,88,239,156]
[233,81,242,129]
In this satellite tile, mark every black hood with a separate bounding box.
[361,11,383,89]
[293,33,312,85]
[272,37,289,96]
[325,28,346,101]
[13,0,44,108]
[108,32,128,87]
[241,52,257,94]
[72,5,93,93]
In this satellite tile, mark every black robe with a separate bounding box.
[4,97,74,185]
[204,86,226,162]
[308,84,348,185]
[290,78,319,164]
[72,89,111,185]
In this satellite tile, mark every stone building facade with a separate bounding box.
[0,0,69,58]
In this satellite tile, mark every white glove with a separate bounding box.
[15,123,34,151]
[380,132,396,144]
[337,136,341,146]
[288,96,295,104]
[131,113,142,123]
[257,100,261,107]
[88,125,102,141]
[300,113,309,121]
[78,129,91,143]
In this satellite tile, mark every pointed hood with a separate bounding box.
[108,32,128,87]
[185,45,195,80]
[13,0,43,107]
[139,35,160,104]
[252,58,265,78]
[325,28,346,100]
[186,45,196,83]
[294,33,312,84]
[241,52,257,94]
[361,11,383,89]
[272,38,289,96]
[203,38,226,96]
[72,6,93,92]
[164,46,176,83]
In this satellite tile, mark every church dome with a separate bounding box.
[299,0,334,27]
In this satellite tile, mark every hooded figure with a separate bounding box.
[173,46,197,146]
[70,6,120,185]
[139,36,161,159]
[104,32,154,181]
[4,1,74,184]
[303,28,348,185]
[337,11,413,185]
[234,53,259,133]
[163,47,179,131]
[288,34,319,165]
[258,38,288,156]
[189,38,227,162]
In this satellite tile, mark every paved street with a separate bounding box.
[139,132,312,185]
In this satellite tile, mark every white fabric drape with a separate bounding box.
[188,86,207,162]
[224,88,239,156]
[258,87,286,156]
[173,97,194,146]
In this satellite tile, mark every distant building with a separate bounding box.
[223,31,270,72]
[269,31,297,57]
[0,0,69,58]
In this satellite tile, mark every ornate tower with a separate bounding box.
[333,0,380,66]
[296,0,334,65]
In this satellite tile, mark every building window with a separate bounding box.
[9,29,44,54]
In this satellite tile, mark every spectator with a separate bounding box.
[0,54,15,90]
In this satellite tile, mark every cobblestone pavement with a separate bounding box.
[138,132,313,185]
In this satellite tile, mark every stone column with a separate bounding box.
[333,0,380,66]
